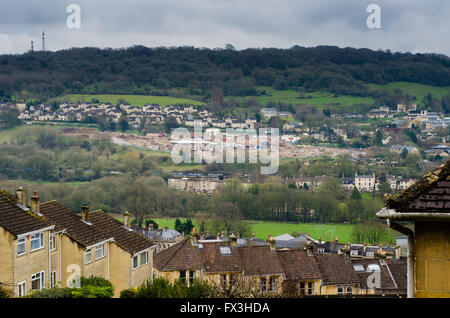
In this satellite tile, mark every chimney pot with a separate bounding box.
[123,211,130,228]
[16,187,27,206]
[30,191,40,213]
[81,203,89,222]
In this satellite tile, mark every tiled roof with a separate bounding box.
[238,246,284,276]
[154,240,203,271]
[386,159,450,212]
[385,258,407,291]
[89,210,154,255]
[200,242,242,273]
[40,201,110,247]
[277,250,321,280]
[350,259,397,290]
[154,239,283,276]
[315,254,360,285]
[0,190,53,236]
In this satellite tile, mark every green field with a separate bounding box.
[118,217,398,244]
[229,86,375,109]
[53,94,205,107]
[368,81,450,104]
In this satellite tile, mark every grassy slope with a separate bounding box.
[368,82,450,104]
[53,94,204,106]
[228,86,375,109]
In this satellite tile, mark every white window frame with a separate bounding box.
[350,250,358,256]
[49,235,56,252]
[17,237,26,256]
[260,277,267,293]
[18,281,26,297]
[133,255,139,269]
[50,271,57,288]
[95,243,105,260]
[30,233,44,251]
[346,286,353,295]
[270,277,277,292]
[140,251,148,266]
[189,271,196,285]
[31,271,45,291]
[85,248,92,264]
[366,252,374,258]
[337,286,344,295]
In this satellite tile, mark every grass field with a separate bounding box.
[229,86,375,109]
[117,217,399,244]
[368,82,450,104]
[53,94,205,107]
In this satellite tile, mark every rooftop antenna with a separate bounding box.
[41,29,46,51]
[30,40,34,52]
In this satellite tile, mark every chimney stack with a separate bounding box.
[250,232,255,240]
[81,203,89,222]
[191,228,198,244]
[267,234,275,250]
[30,191,40,213]
[148,223,154,231]
[123,211,130,228]
[16,187,27,206]
[394,244,401,259]
[229,233,237,247]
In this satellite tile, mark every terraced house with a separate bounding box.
[153,233,407,297]
[0,188,155,297]
[0,189,55,296]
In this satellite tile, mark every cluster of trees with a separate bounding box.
[0,126,171,182]
[2,45,450,102]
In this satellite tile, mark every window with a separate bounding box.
[133,255,138,269]
[49,235,56,252]
[350,250,358,256]
[18,281,26,297]
[346,286,353,295]
[95,244,105,260]
[367,264,381,272]
[17,238,26,256]
[30,233,44,251]
[318,248,325,253]
[140,251,148,266]
[180,271,186,282]
[353,264,365,272]
[260,278,267,293]
[337,286,344,295]
[51,271,57,288]
[219,246,231,255]
[307,282,314,295]
[31,271,45,291]
[270,277,277,292]
[86,248,92,264]
[366,252,374,258]
[299,282,305,294]
[229,274,236,285]
[189,271,196,285]
[220,274,227,286]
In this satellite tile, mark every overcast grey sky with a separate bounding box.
[1,0,449,55]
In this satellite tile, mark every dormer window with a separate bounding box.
[350,250,358,256]
[366,252,374,258]
[220,246,231,255]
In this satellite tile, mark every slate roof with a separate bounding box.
[386,159,450,212]
[89,210,154,255]
[39,201,110,247]
[385,258,407,292]
[154,239,203,271]
[0,190,53,236]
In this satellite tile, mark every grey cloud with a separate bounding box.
[0,0,449,56]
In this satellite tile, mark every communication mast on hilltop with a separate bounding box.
[41,30,46,51]
[30,40,34,52]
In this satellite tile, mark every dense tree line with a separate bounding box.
[1,45,450,101]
